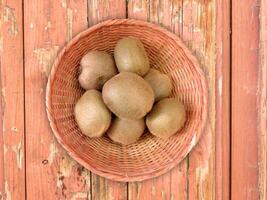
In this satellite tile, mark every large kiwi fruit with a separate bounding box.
[102,72,154,120]
[114,37,149,76]
[74,90,111,137]
[78,50,117,90]
[146,98,186,139]
[144,69,173,101]
[107,117,145,145]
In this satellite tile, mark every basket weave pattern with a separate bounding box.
[46,19,208,182]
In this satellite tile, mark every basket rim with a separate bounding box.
[45,18,208,182]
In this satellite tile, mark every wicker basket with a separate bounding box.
[46,19,208,182]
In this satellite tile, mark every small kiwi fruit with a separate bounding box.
[114,37,150,76]
[144,69,173,102]
[102,72,154,120]
[146,98,186,139]
[74,90,111,138]
[78,50,117,90]
[107,117,145,145]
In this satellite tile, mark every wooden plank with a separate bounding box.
[183,0,216,199]
[87,0,126,26]
[215,0,231,199]
[87,1,128,200]
[128,1,188,200]
[0,88,3,198]
[128,0,221,199]
[24,0,91,199]
[0,0,25,199]
[232,0,260,199]
[259,0,267,199]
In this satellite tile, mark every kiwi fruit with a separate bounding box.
[74,90,111,138]
[114,37,150,76]
[78,50,117,90]
[144,69,173,102]
[107,117,145,145]
[146,98,186,139]
[102,72,154,120]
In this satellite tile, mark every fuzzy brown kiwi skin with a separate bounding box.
[146,98,186,139]
[144,69,173,102]
[74,90,112,138]
[107,117,145,145]
[114,37,150,76]
[102,72,154,120]
[78,50,118,90]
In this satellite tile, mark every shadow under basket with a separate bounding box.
[46,19,208,182]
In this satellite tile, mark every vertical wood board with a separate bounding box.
[87,1,128,200]
[0,0,25,199]
[24,0,90,199]
[128,1,188,200]
[232,0,260,199]
[215,0,231,199]
[259,0,267,199]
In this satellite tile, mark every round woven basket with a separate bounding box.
[46,19,208,182]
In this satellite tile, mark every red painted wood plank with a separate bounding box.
[183,0,216,199]
[215,0,231,199]
[232,0,260,199]
[87,1,128,200]
[259,0,267,199]
[0,0,25,199]
[24,0,90,199]
[128,1,224,200]
[87,0,126,27]
[128,1,187,199]
[0,89,3,198]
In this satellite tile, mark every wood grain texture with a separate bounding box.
[24,0,90,199]
[128,1,188,200]
[0,0,25,199]
[183,0,216,199]
[87,0,126,26]
[259,0,267,199]
[215,0,230,199]
[128,0,219,199]
[87,1,128,200]
[232,0,260,199]
[0,1,232,199]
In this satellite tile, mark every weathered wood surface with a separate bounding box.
[24,0,90,199]
[215,0,230,199]
[2,0,267,199]
[87,1,128,200]
[0,0,25,199]
[183,1,216,199]
[128,0,217,200]
[232,0,261,199]
[0,0,228,199]
[259,0,267,199]
[127,1,187,200]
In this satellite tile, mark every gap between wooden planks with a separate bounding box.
[0,0,232,199]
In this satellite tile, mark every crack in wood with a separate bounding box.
[11,141,23,169]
